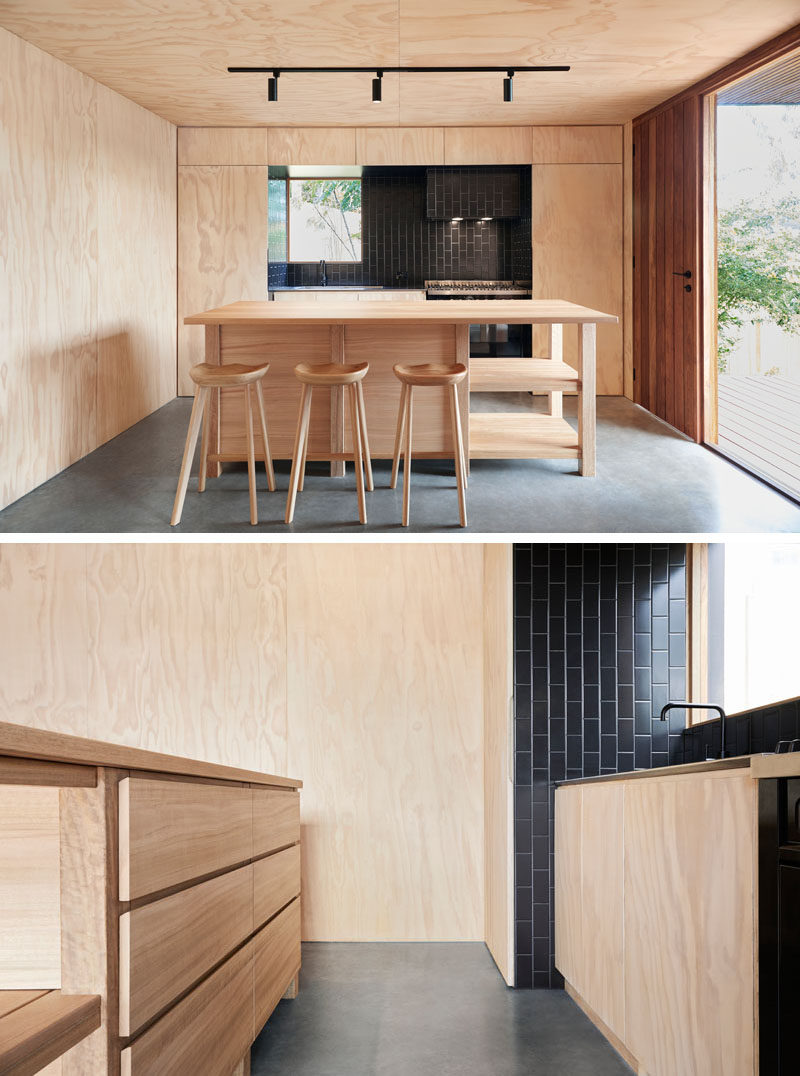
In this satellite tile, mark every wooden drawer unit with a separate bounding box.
[119,777,252,900]
[119,863,254,1036]
[254,898,302,1032]
[120,940,254,1076]
[252,788,300,857]
[254,845,301,928]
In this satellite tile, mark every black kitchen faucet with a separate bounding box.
[660,702,728,760]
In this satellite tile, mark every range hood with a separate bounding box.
[425,167,521,220]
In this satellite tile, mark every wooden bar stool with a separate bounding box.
[171,362,274,527]
[285,362,373,525]
[390,362,468,528]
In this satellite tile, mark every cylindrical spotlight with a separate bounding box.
[372,70,383,102]
[503,70,514,102]
[268,71,279,102]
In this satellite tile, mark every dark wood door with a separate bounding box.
[633,97,703,441]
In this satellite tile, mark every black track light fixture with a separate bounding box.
[503,70,514,102]
[372,70,383,103]
[267,70,279,101]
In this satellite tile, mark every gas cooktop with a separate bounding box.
[425,279,532,297]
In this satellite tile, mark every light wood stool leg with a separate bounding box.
[449,383,467,528]
[197,388,211,494]
[356,381,373,492]
[298,422,309,492]
[285,385,312,524]
[244,384,258,525]
[170,386,208,526]
[402,386,414,527]
[254,380,275,492]
[390,383,408,490]
[348,383,367,524]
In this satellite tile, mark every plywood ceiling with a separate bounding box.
[1,1,799,126]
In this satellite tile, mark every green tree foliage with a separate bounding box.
[291,179,362,260]
[717,197,800,370]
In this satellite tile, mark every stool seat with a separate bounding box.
[294,362,369,386]
[189,362,269,388]
[393,362,467,387]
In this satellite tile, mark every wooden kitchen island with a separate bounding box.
[184,299,618,478]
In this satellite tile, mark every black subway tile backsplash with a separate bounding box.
[513,544,687,988]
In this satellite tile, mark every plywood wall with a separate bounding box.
[0,28,176,510]
[0,543,490,942]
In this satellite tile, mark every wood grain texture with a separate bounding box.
[178,166,268,395]
[120,941,253,1076]
[554,787,582,991]
[0,993,50,1021]
[252,790,301,856]
[624,771,755,1076]
[268,128,356,164]
[286,544,484,941]
[530,126,623,163]
[178,127,269,165]
[0,28,97,510]
[118,777,253,900]
[0,991,100,1076]
[622,121,634,400]
[253,899,301,1034]
[444,127,532,164]
[119,863,254,1036]
[531,164,623,394]
[95,85,176,445]
[254,847,302,928]
[579,782,624,1040]
[482,545,514,985]
[0,757,95,788]
[0,788,61,989]
[85,544,288,774]
[355,127,444,164]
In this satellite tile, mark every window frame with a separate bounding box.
[286,177,363,265]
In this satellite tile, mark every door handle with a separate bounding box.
[672,270,692,279]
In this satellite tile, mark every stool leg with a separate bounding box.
[449,383,467,528]
[170,386,207,526]
[402,386,414,527]
[244,384,258,526]
[285,384,312,524]
[254,380,276,492]
[390,383,408,490]
[197,387,211,493]
[356,381,373,492]
[348,383,367,525]
[298,424,308,492]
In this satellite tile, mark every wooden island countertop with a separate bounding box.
[185,298,618,477]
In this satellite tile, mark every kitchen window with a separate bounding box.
[287,178,362,262]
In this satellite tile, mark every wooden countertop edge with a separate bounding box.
[0,721,302,790]
[184,299,619,325]
[556,755,752,787]
[0,991,101,1076]
[750,753,800,779]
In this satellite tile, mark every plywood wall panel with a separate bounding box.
[286,544,484,941]
[268,128,356,165]
[178,127,270,166]
[444,127,532,164]
[0,29,97,510]
[96,86,177,444]
[532,163,623,394]
[530,126,622,163]
[355,127,444,165]
[178,166,269,394]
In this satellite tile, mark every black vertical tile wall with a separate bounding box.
[681,695,800,761]
[268,166,532,288]
[513,543,687,989]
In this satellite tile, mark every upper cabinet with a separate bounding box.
[531,126,622,164]
[178,128,269,166]
[355,128,444,165]
[268,128,356,165]
[444,127,532,165]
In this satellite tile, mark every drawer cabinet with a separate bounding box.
[254,845,301,927]
[254,899,302,1031]
[253,788,300,856]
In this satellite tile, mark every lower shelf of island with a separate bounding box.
[469,412,580,460]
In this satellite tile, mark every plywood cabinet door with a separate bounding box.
[444,127,532,164]
[355,128,444,165]
[268,128,356,165]
[554,786,583,991]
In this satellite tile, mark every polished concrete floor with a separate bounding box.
[250,944,631,1076]
[2,395,799,533]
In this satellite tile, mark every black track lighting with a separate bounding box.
[372,70,383,103]
[503,70,514,102]
[267,71,279,101]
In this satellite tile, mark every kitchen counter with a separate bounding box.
[185,299,617,477]
[556,754,752,786]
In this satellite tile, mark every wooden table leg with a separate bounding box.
[548,323,564,418]
[578,322,597,477]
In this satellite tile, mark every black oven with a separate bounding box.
[425,282,533,358]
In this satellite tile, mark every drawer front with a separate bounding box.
[254,846,301,929]
[254,897,301,1034]
[120,940,253,1076]
[120,863,254,1036]
[119,778,252,900]
[252,789,300,858]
